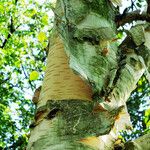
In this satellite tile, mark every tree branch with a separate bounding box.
[0,17,15,49]
[147,0,150,14]
[0,0,20,49]
[21,65,35,91]
[115,10,150,27]
[15,0,18,5]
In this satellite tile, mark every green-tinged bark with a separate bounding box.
[124,133,150,150]
[27,0,150,149]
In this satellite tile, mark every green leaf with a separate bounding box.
[137,88,143,92]
[38,32,47,42]
[117,32,123,39]
[138,80,142,86]
[144,109,150,124]
[146,121,150,128]
[41,14,48,25]
[25,9,37,17]
[42,66,46,71]
[0,4,4,13]
[145,109,150,117]
[29,71,39,81]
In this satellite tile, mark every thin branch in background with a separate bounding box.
[130,0,137,10]
[0,5,21,49]
[0,16,15,49]
[147,0,150,14]
[15,0,18,5]
[21,65,35,91]
[115,10,150,27]
[0,77,10,84]
[115,0,150,27]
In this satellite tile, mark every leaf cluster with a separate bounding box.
[0,0,54,149]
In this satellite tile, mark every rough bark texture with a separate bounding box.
[124,133,150,150]
[27,35,129,150]
[38,36,92,108]
[27,0,150,150]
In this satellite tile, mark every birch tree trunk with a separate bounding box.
[27,0,150,149]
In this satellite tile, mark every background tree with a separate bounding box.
[0,0,149,150]
[0,0,53,149]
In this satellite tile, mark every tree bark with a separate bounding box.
[124,133,150,150]
[27,0,150,149]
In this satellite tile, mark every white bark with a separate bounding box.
[27,0,150,149]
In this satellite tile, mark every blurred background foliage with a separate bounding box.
[0,0,54,149]
[0,0,149,149]
[121,76,150,141]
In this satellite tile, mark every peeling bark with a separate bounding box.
[27,0,150,150]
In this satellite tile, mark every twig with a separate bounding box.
[0,17,15,48]
[21,65,35,91]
